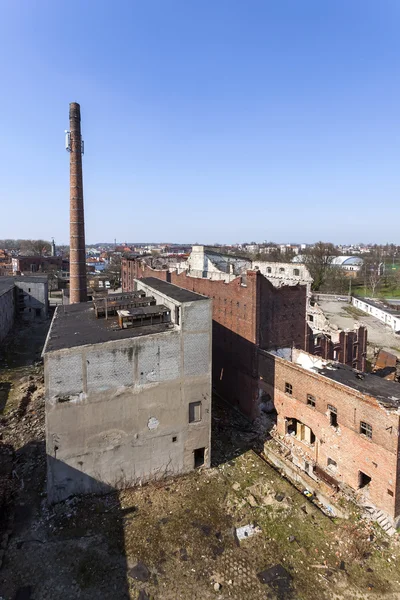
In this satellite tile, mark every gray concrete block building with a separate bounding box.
[0,275,48,343]
[44,278,212,503]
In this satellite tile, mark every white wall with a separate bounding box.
[352,297,400,332]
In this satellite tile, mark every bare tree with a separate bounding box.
[368,262,383,297]
[302,242,339,291]
[19,239,51,256]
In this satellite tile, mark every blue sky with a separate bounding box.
[0,1,399,245]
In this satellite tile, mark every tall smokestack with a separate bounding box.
[67,102,87,303]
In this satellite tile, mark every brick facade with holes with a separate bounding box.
[259,350,400,522]
[122,257,307,418]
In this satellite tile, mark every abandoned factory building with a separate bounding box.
[261,348,400,527]
[44,278,212,503]
[122,256,307,420]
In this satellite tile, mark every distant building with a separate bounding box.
[0,276,48,342]
[44,279,212,503]
[12,256,64,274]
[352,297,400,333]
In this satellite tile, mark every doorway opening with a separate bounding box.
[359,471,371,488]
[194,447,205,468]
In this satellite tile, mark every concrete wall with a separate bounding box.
[252,261,312,297]
[45,297,212,503]
[188,246,251,278]
[15,279,48,320]
[0,285,15,343]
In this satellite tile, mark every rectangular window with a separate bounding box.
[175,306,180,326]
[360,421,372,439]
[189,401,201,423]
[308,315,314,322]
[285,382,293,395]
[327,457,337,469]
[328,404,338,427]
[388,489,394,497]
[307,394,316,407]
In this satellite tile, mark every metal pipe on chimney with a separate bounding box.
[68,102,87,303]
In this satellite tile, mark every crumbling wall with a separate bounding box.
[259,350,400,521]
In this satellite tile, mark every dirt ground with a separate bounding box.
[2,320,400,599]
[318,299,400,360]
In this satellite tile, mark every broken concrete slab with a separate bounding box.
[236,524,261,541]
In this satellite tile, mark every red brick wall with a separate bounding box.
[259,351,400,519]
[122,258,307,419]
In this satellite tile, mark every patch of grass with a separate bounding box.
[342,305,368,318]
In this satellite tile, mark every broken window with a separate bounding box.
[328,404,338,427]
[327,457,337,470]
[360,421,372,439]
[286,418,315,445]
[359,471,371,488]
[194,447,205,468]
[307,394,316,407]
[189,401,201,423]
[285,382,293,395]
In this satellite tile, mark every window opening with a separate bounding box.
[285,382,293,395]
[327,457,337,469]
[328,404,338,427]
[360,421,372,439]
[307,394,316,407]
[189,401,201,423]
[172,436,177,443]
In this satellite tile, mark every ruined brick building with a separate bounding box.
[260,348,400,530]
[122,256,307,419]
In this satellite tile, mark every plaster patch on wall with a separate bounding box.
[148,416,159,430]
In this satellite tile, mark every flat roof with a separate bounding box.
[44,303,174,353]
[355,296,400,318]
[139,277,207,303]
[319,363,400,408]
[15,275,48,284]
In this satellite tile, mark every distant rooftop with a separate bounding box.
[0,275,48,297]
[139,277,207,303]
[355,296,400,318]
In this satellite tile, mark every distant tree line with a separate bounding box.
[0,239,52,256]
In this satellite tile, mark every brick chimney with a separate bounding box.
[68,102,87,303]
